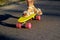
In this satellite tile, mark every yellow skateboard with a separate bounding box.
[16,13,41,29]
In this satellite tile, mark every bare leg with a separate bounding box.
[23,0,42,17]
[26,0,34,12]
[26,0,34,7]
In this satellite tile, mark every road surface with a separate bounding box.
[0,1,60,40]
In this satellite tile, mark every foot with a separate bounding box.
[23,6,43,17]
[23,6,34,17]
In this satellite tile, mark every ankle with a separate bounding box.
[28,6,34,9]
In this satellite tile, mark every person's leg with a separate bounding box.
[26,0,34,7]
[23,0,34,16]
[26,0,34,12]
[23,0,42,17]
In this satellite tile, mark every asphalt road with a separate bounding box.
[0,1,60,40]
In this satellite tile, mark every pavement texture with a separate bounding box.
[0,1,60,40]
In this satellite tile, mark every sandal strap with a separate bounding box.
[23,10,34,15]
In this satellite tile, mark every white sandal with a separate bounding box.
[29,7,42,15]
[23,10,34,17]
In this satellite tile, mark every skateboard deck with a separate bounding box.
[16,13,41,29]
[18,13,36,23]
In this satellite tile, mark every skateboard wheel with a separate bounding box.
[25,23,32,29]
[36,15,41,20]
[16,23,22,29]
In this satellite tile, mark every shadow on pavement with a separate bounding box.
[35,3,60,9]
[0,14,18,21]
[0,22,16,28]
[0,14,18,28]
[0,35,25,40]
[43,12,60,16]
[3,10,23,13]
